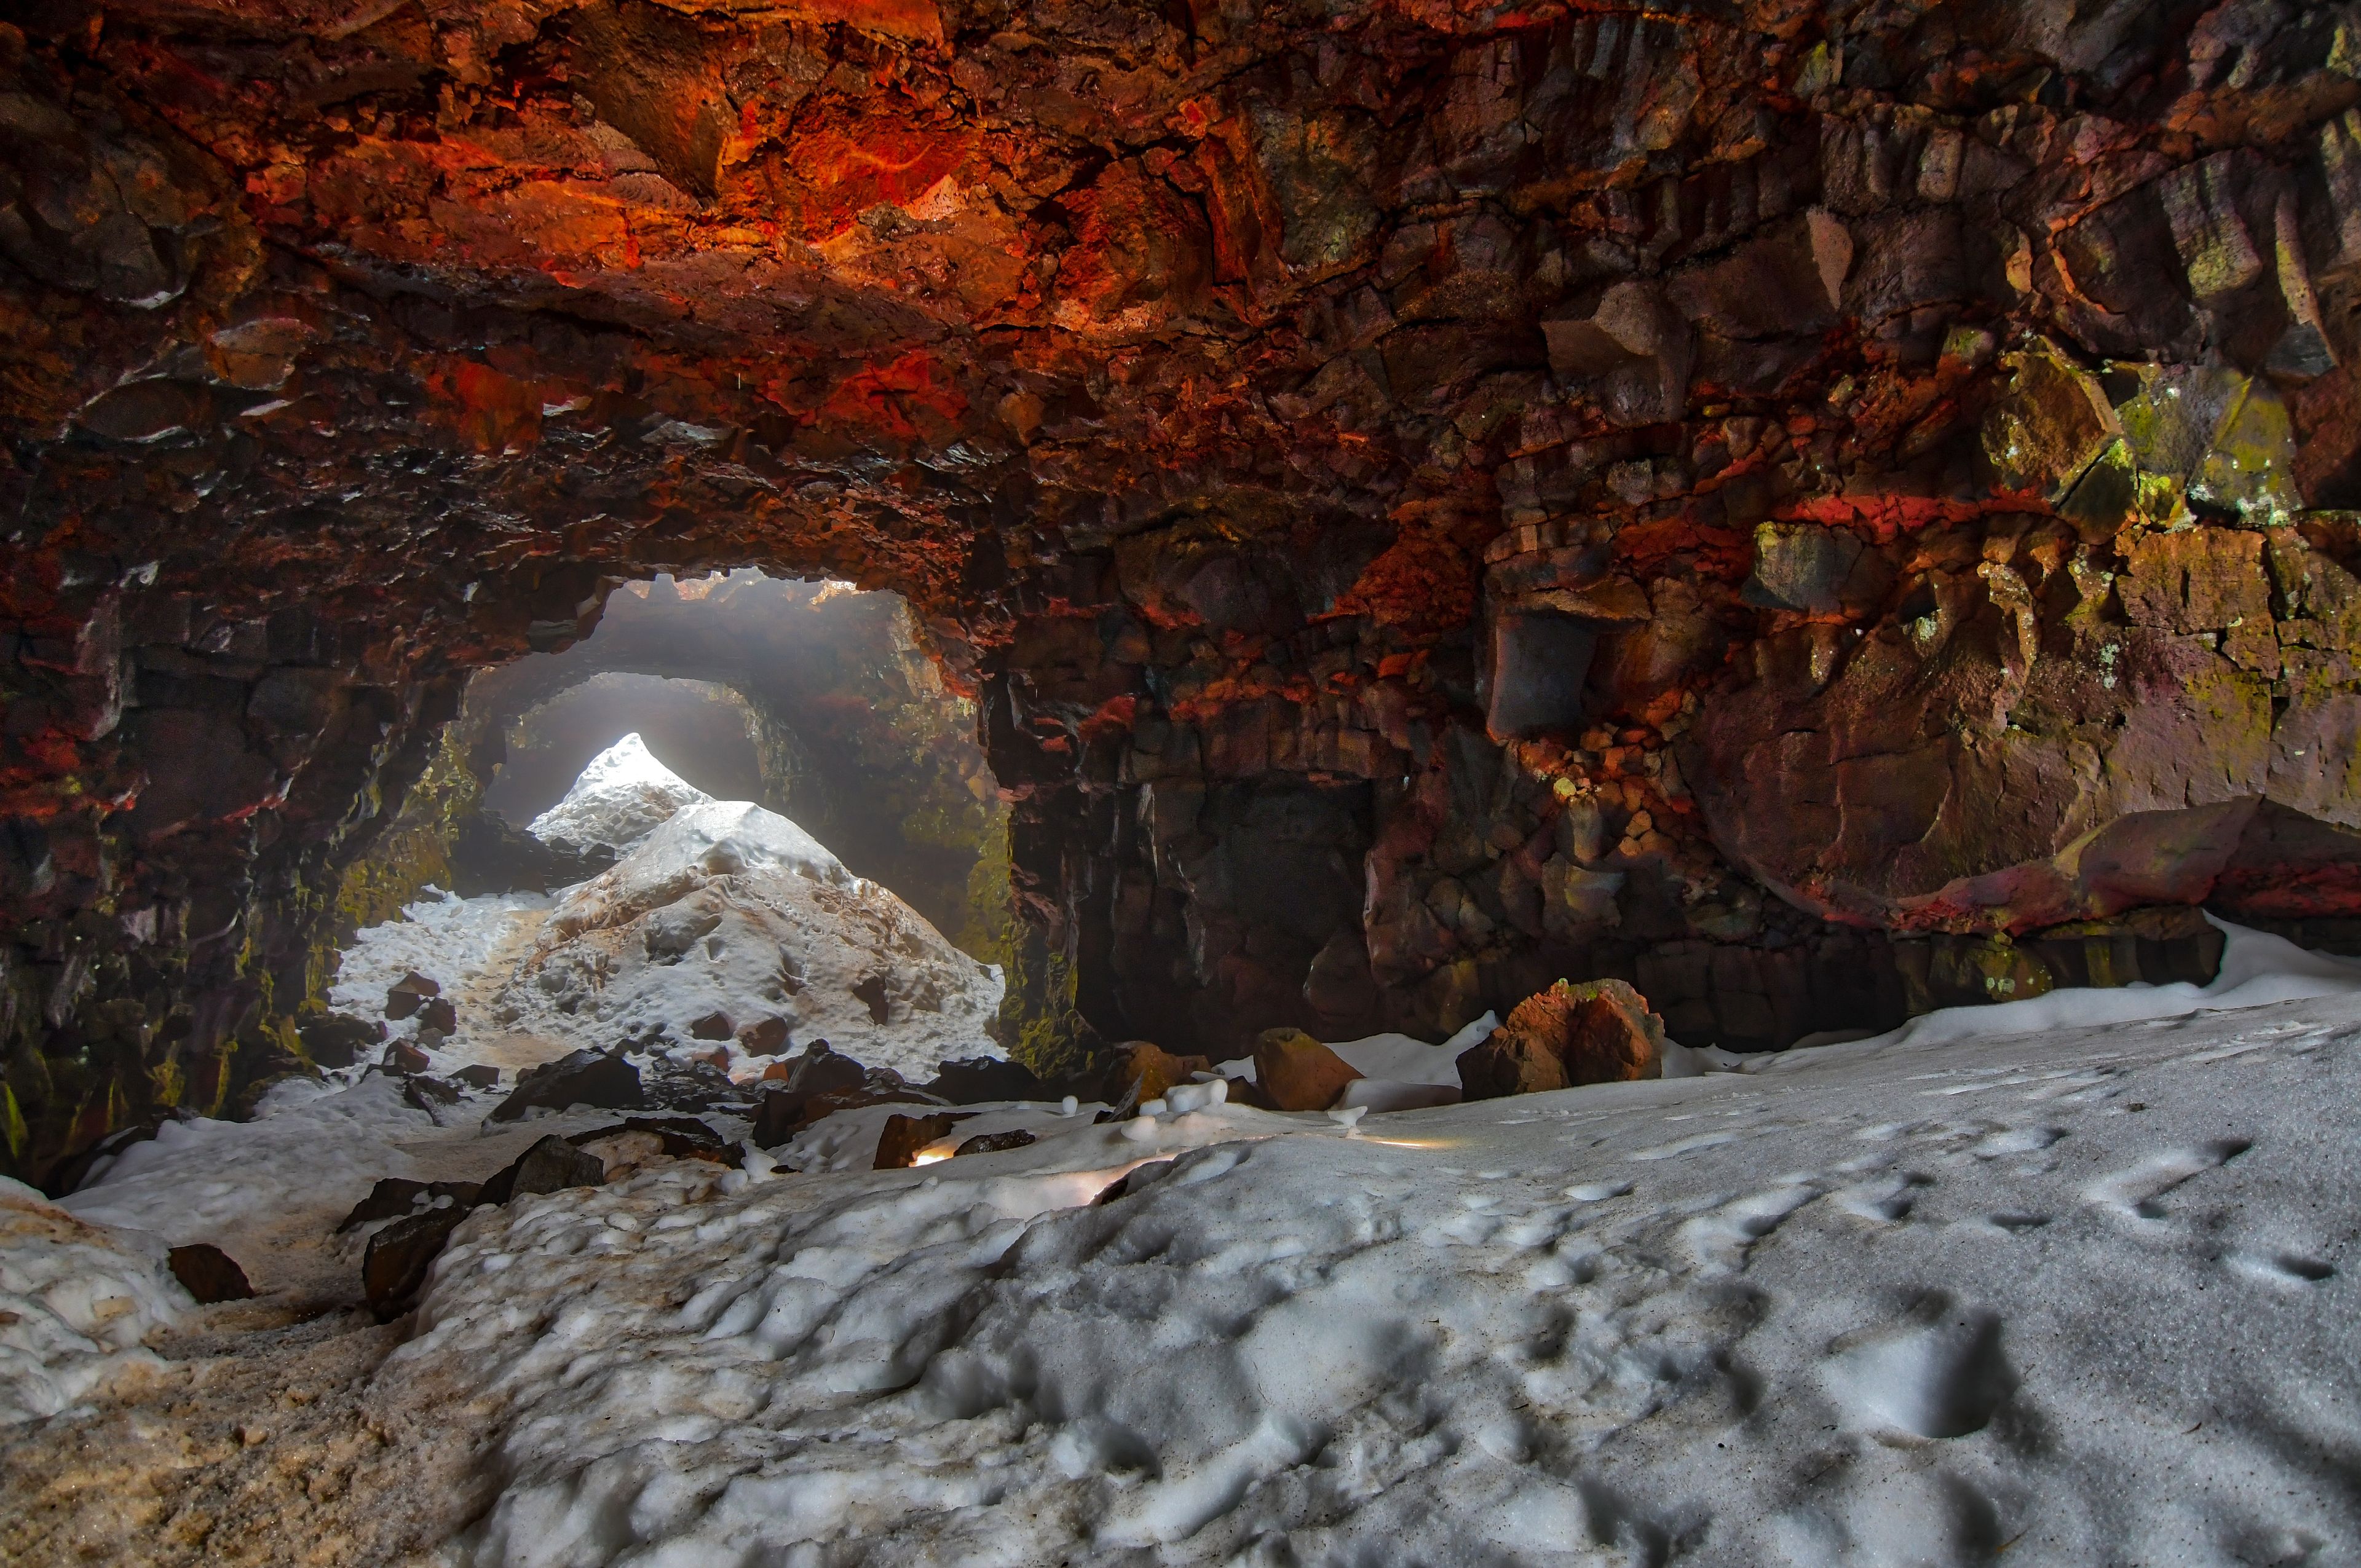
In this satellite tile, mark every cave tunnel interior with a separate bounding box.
[9,0,2361,1192]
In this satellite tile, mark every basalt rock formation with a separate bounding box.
[4,0,2361,1178]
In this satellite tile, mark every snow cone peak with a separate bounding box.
[526,733,714,856]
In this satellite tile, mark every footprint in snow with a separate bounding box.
[2226,1250,2336,1286]
[2083,1140,2251,1220]
[1825,1295,2017,1440]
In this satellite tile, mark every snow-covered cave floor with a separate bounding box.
[9,982,2361,1565]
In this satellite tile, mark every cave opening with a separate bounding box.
[304,566,1018,1101]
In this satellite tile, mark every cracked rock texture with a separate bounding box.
[4,0,2361,1177]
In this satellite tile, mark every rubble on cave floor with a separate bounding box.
[9,947,2361,1564]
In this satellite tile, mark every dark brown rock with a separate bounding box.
[384,1040,432,1076]
[953,1128,1038,1157]
[874,1112,972,1170]
[403,1075,462,1114]
[167,1243,254,1304]
[736,1016,790,1055]
[1100,1042,1211,1108]
[363,1208,470,1320]
[454,1065,501,1090]
[384,972,440,1021]
[924,1057,1049,1105]
[336,1177,483,1233]
[416,997,458,1036]
[488,1050,646,1122]
[298,1013,385,1070]
[689,1010,734,1041]
[475,1135,609,1207]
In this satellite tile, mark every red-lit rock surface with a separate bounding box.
[5,1,2361,1177]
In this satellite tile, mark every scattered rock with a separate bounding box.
[953,1128,1038,1157]
[487,1049,646,1122]
[925,1056,1048,1104]
[383,1040,431,1075]
[454,1064,501,1089]
[1099,1042,1210,1107]
[384,972,441,1021]
[874,1112,972,1169]
[689,1009,734,1041]
[363,1208,469,1320]
[1252,1028,1365,1113]
[297,1012,385,1069]
[403,1075,462,1115]
[1458,979,1666,1100]
[416,997,457,1036]
[475,1135,609,1207]
[736,1015,791,1054]
[167,1243,255,1303]
[336,1178,483,1232]
[572,1129,666,1177]
[566,1115,732,1164]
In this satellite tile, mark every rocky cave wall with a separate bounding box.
[6,0,2361,1176]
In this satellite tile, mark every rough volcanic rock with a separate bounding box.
[924,1056,1050,1105]
[363,1210,469,1320]
[873,1112,972,1170]
[475,1136,607,1208]
[166,1243,253,1304]
[953,1129,1038,1157]
[487,1050,646,1123]
[296,1014,385,1070]
[1458,980,1665,1101]
[1251,1028,1364,1113]
[384,974,441,1022]
[13,0,2361,1175]
[1099,1043,1211,1108]
[336,1178,483,1234]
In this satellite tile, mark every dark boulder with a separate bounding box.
[566,1115,733,1164]
[736,1015,791,1055]
[337,1177,483,1232]
[476,1135,609,1207]
[953,1128,1038,1157]
[168,1243,255,1303]
[488,1049,646,1122]
[416,997,457,1035]
[384,1039,432,1075]
[384,972,440,1020]
[874,1112,971,1169]
[403,1075,463,1116]
[454,1064,501,1090]
[297,1012,385,1069]
[924,1056,1049,1105]
[363,1208,469,1320]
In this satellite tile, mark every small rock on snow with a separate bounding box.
[167,1243,255,1303]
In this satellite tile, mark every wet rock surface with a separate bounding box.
[6,0,2361,1176]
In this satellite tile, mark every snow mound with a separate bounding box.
[495,798,1002,1079]
[525,733,711,856]
[408,986,2361,1565]
[0,1178,187,1425]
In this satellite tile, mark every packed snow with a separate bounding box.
[393,950,2361,1566]
[0,1178,188,1425]
[524,731,712,856]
